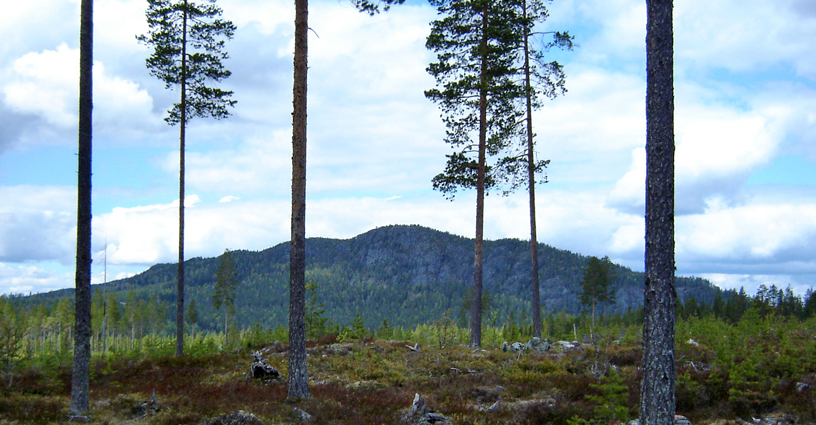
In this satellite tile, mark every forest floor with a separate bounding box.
[1,335,815,425]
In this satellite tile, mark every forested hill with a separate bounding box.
[22,225,719,331]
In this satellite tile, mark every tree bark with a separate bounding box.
[522,0,542,339]
[641,0,676,423]
[470,1,489,349]
[70,0,93,416]
[176,2,188,358]
[288,0,310,400]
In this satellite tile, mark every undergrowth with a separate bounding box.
[1,310,815,424]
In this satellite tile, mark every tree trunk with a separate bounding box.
[101,290,107,354]
[522,0,542,339]
[641,0,676,423]
[70,0,93,416]
[470,2,489,349]
[176,3,188,358]
[288,0,310,400]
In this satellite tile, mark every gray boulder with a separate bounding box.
[200,411,264,425]
[501,342,526,353]
[527,337,550,353]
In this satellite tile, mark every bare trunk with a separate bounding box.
[70,0,93,415]
[288,0,310,400]
[522,0,542,339]
[470,2,489,348]
[176,3,188,358]
[101,290,107,354]
[641,0,676,423]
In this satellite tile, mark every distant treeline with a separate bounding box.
[8,225,726,332]
[2,282,813,364]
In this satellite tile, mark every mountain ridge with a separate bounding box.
[20,224,719,331]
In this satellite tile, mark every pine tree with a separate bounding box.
[641,0,676,422]
[287,0,310,400]
[578,256,616,327]
[70,0,93,415]
[137,0,236,356]
[425,0,529,347]
[0,298,26,387]
[186,298,199,337]
[504,0,572,338]
[212,249,239,337]
[304,281,328,339]
[804,288,816,319]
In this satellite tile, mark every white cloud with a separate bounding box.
[96,0,151,57]
[181,132,291,197]
[1,44,157,143]
[0,262,71,296]
[3,44,78,127]
[700,273,814,297]
[221,0,293,37]
[675,0,816,79]
[677,202,816,266]
[608,101,780,215]
[0,185,76,264]
[2,0,816,299]
[96,196,286,265]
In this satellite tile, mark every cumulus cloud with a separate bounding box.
[1,44,159,146]
[2,0,816,297]
[3,44,79,127]
[675,0,816,79]
[94,195,285,265]
[677,202,816,267]
[0,262,71,296]
[608,101,780,215]
[532,68,645,185]
[0,185,76,264]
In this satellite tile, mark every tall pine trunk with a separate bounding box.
[70,0,93,415]
[470,0,489,348]
[176,4,188,358]
[522,0,542,339]
[288,0,310,400]
[641,0,676,423]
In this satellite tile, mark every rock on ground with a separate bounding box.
[199,410,264,425]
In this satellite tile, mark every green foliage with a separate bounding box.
[375,319,393,340]
[352,0,405,15]
[186,297,199,331]
[213,249,240,337]
[136,0,236,125]
[578,256,616,325]
[425,0,527,198]
[305,280,330,339]
[213,250,239,314]
[2,296,816,424]
[804,288,816,318]
[585,368,630,424]
[0,297,27,386]
[12,226,720,333]
[433,309,457,348]
[339,312,371,342]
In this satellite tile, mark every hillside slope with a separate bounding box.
[23,225,718,330]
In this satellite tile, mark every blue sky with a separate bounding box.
[1,0,815,297]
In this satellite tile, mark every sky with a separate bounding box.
[1,0,815,298]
